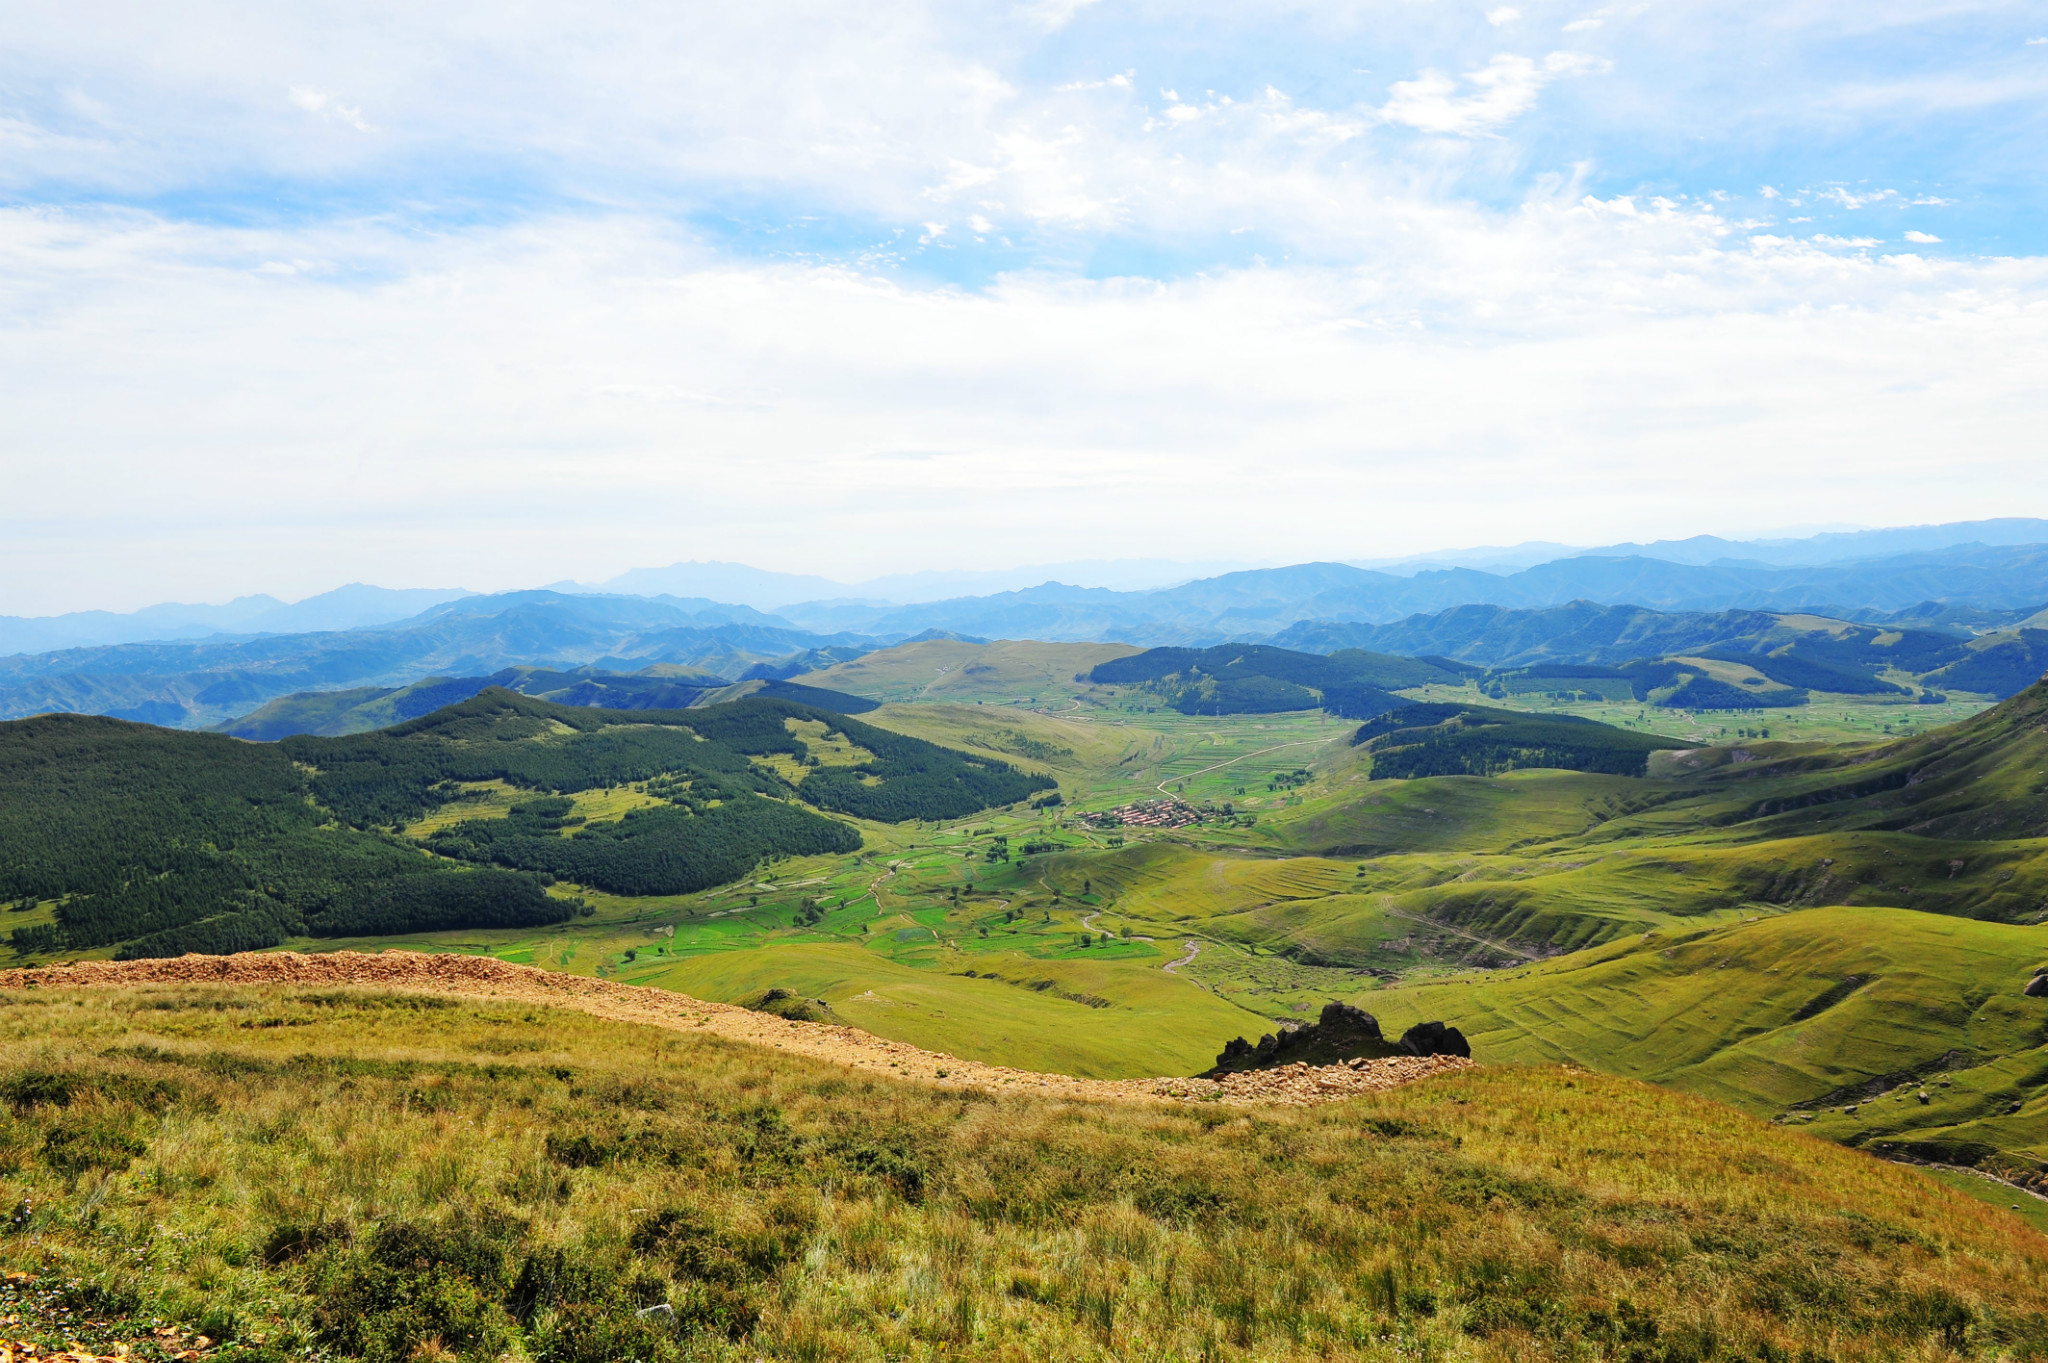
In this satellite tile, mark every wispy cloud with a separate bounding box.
[1380,52,1607,135]
[287,87,373,133]
[1904,230,1941,244]
[1818,187,1897,209]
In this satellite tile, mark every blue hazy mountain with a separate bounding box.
[0,584,474,655]
[0,592,878,729]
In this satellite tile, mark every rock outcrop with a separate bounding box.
[1398,1020,1472,1058]
[1206,1002,1409,1076]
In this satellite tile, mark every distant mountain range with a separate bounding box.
[212,667,880,740]
[768,541,2048,641]
[0,583,474,656]
[1375,518,2048,573]
[0,592,877,729]
[3,521,2045,729]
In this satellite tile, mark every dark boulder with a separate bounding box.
[1202,1001,1403,1076]
[1398,1021,1471,1058]
[2025,973,2047,999]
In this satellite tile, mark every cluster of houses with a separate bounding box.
[1088,798,1203,830]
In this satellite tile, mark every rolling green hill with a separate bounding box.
[0,690,1049,961]
[0,712,573,961]
[797,639,1140,703]
[1359,906,2048,1182]
[1088,644,1467,718]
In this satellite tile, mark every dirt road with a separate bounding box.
[0,950,1471,1108]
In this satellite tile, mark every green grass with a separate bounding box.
[636,940,1262,1079]
[1920,1167,2048,1238]
[1398,679,1998,747]
[800,640,1140,705]
[1356,906,2048,1167]
[4,984,2048,1361]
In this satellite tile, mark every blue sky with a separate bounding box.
[2,1,2046,612]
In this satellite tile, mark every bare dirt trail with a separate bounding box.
[0,951,1472,1108]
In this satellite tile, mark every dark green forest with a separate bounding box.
[0,714,575,961]
[1352,704,1694,779]
[0,690,1046,960]
[425,797,860,897]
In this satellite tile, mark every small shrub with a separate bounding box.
[40,1122,146,1176]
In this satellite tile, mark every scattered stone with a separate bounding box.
[635,1304,675,1324]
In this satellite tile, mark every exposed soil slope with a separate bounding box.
[0,950,1470,1106]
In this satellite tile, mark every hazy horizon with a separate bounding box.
[15,515,2048,620]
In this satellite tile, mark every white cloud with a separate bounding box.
[1380,52,1607,135]
[5,204,2046,611]
[1812,233,1880,247]
[0,0,2044,608]
[1818,186,1897,209]
[287,86,372,133]
[1056,70,1132,91]
[1904,230,1941,243]
[1486,7,1521,26]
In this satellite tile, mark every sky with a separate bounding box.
[3,1,2047,614]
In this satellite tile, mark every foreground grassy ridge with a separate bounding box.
[4,987,2048,1362]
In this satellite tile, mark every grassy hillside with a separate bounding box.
[640,940,1259,1079]
[856,702,1148,780]
[0,691,1049,962]
[1357,906,2048,1177]
[1086,644,1461,718]
[797,639,1139,704]
[3,982,2045,1361]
